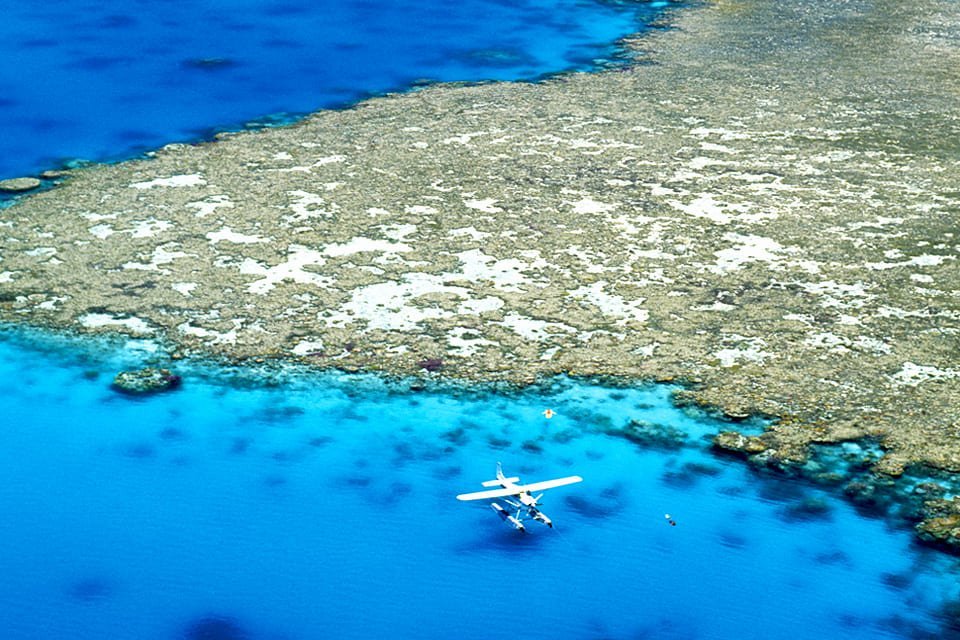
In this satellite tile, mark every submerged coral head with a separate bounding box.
[111,367,182,395]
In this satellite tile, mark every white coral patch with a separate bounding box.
[700,141,737,153]
[852,336,891,354]
[130,219,173,238]
[496,313,576,341]
[689,156,735,170]
[292,340,326,356]
[632,342,660,357]
[693,300,736,312]
[37,296,67,311]
[446,327,497,357]
[877,306,932,319]
[314,155,346,165]
[131,174,206,189]
[713,336,771,367]
[88,224,115,239]
[240,245,331,294]
[172,282,198,297]
[540,346,561,361]
[324,273,468,331]
[568,198,615,215]
[783,313,814,325]
[381,224,417,242]
[796,280,874,309]
[669,194,746,225]
[689,126,751,140]
[891,362,960,386]
[286,190,335,222]
[708,233,784,273]
[323,237,411,257]
[25,247,57,258]
[405,205,438,215]
[563,245,608,274]
[177,320,240,345]
[79,313,155,334]
[122,244,189,272]
[441,131,489,145]
[187,195,233,218]
[457,296,504,315]
[80,211,118,222]
[464,198,503,213]
[848,216,905,230]
[609,213,655,236]
[650,184,678,197]
[569,282,648,323]
[865,254,955,270]
[206,227,268,244]
[456,249,541,292]
[804,332,850,353]
[449,226,492,241]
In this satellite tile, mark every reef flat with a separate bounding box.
[2,0,959,480]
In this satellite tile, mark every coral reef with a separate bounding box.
[111,367,181,395]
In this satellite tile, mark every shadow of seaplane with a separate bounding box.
[456,462,583,532]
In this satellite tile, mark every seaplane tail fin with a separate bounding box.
[482,477,519,487]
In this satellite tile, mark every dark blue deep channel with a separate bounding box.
[0,0,672,180]
[1,329,960,640]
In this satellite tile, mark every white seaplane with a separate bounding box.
[456,463,583,532]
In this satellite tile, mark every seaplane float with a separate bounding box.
[456,463,583,532]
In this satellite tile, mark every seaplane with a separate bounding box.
[456,463,583,532]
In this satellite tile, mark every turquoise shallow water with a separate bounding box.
[1,329,958,639]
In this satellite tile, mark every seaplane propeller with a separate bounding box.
[456,462,582,532]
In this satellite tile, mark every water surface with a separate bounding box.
[0,330,957,639]
[0,0,671,179]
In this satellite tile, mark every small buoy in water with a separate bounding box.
[542,409,556,419]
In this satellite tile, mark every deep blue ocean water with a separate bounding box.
[4,2,960,637]
[0,0,671,180]
[1,329,959,640]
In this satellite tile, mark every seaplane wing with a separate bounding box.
[455,475,583,501]
[515,475,583,494]
[457,487,524,501]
